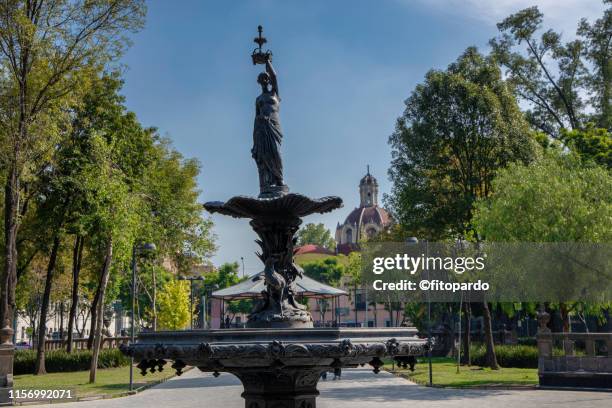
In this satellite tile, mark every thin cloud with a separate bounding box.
[410,0,606,36]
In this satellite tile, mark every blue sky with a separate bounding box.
[119,0,605,275]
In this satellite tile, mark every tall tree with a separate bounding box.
[577,1,612,130]
[473,151,612,330]
[157,280,191,330]
[490,3,611,137]
[387,47,537,368]
[296,223,336,249]
[0,0,145,337]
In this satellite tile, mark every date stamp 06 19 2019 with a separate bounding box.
[9,389,74,401]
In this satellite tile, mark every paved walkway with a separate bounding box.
[47,368,612,408]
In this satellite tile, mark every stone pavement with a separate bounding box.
[43,367,612,408]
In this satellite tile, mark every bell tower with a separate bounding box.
[359,165,378,207]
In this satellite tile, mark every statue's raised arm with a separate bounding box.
[266,60,279,97]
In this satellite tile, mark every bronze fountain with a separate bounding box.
[121,26,426,408]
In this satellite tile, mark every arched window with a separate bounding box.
[366,227,377,238]
[345,228,353,243]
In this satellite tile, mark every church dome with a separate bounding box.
[335,167,392,254]
[344,206,390,227]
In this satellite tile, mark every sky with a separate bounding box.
[118,0,606,276]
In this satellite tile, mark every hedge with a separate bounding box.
[14,349,130,375]
[517,337,537,347]
[470,344,538,368]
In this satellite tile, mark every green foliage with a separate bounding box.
[473,151,612,242]
[228,299,253,316]
[14,349,129,375]
[203,262,242,290]
[471,344,538,369]
[561,125,611,168]
[157,280,191,330]
[387,47,537,239]
[296,223,336,249]
[345,252,362,285]
[302,258,345,287]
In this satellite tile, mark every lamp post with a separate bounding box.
[130,242,156,392]
[406,236,432,386]
[178,276,204,329]
[240,257,245,278]
[201,283,219,329]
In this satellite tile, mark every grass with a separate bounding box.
[385,357,538,388]
[13,366,176,400]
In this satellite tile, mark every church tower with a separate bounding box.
[335,166,390,255]
[359,165,378,207]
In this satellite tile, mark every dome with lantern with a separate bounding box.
[335,167,391,255]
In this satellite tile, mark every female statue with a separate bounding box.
[252,60,287,197]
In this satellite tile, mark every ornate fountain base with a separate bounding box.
[122,327,427,408]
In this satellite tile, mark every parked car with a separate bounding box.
[15,341,31,350]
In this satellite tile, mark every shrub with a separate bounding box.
[517,337,537,347]
[470,344,538,368]
[14,349,130,375]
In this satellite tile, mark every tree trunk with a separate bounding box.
[354,285,358,327]
[59,302,64,340]
[90,238,113,383]
[1,165,20,331]
[66,236,84,352]
[152,265,157,331]
[34,236,61,375]
[482,302,499,370]
[87,272,104,350]
[461,302,471,365]
[560,303,571,332]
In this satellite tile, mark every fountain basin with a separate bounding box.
[121,327,427,408]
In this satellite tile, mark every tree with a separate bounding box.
[577,1,612,130]
[473,152,611,243]
[387,47,537,240]
[157,280,191,330]
[490,3,611,137]
[473,151,612,331]
[302,258,345,288]
[204,262,241,290]
[296,223,335,250]
[387,47,538,368]
[0,0,146,340]
[561,125,611,168]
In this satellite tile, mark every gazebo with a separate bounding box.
[212,272,348,326]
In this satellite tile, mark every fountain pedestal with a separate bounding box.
[236,367,319,408]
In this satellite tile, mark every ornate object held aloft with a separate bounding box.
[252,25,272,65]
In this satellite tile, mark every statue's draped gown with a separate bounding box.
[252,91,284,191]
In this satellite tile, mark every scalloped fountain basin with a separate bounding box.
[122,327,427,408]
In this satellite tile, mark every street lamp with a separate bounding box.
[406,236,432,386]
[201,283,219,329]
[129,242,156,392]
[178,275,204,329]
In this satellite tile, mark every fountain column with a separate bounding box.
[235,368,321,408]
